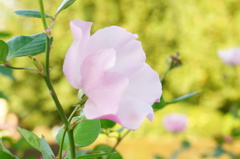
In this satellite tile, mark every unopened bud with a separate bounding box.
[30,56,45,75]
[167,52,182,70]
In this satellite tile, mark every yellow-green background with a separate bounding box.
[1,0,240,157]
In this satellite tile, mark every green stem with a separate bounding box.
[42,35,76,159]
[58,128,67,159]
[68,104,82,123]
[67,129,76,158]
[38,0,76,158]
[43,77,68,126]
[1,63,40,73]
[38,0,48,30]
[43,76,76,158]
[44,35,51,77]
[58,104,85,159]
[68,96,88,123]
[161,65,171,82]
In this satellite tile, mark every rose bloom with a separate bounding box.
[162,113,187,133]
[218,47,240,66]
[63,19,162,130]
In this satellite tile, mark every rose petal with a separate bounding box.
[123,64,162,105]
[117,98,154,130]
[84,98,154,130]
[113,39,146,75]
[87,26,138,52]
[82,49,129,114]
[63,20,92,89]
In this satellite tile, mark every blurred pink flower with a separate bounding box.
[63,19,162,130]
[162,113,187,133]
[218,47,240,66]
[0,113,20,139]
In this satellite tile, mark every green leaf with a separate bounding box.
[40,136,55,159]
[0,40,8,64]
[0,150,15,159]
[56,120,101,149]
[74,119,101,147]
[18,127,41,152]
[0,32,11,38]
[14,10,53,18]
[76,152,117,159]
[0,139,14,157]
[0,66,15,80]
[56,0,76,15]
[166,91,200,104]
[6,33,48,60]
[100,119,116,129]
[93,144,122,159]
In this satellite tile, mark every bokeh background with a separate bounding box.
[1,0,240,158]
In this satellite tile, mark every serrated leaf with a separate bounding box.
[166,91,200,104]
[0,66,15,80]
[6,33,48,60]
[14,10,53,18]
[0,150,15,159]
[40,136,55,159]
[0,40,8,63]
[76,152,117,159]
[56,0,76,15]
[18,127,41,152]
[100,119,116,129]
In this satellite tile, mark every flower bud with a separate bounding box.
[30,56,45,75]
[166,52,182,70]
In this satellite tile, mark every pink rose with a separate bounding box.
[162,113,187,133]
[63,19,162,130]
[218,47,240,66]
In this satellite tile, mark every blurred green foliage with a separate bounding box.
[0,0,240,136]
